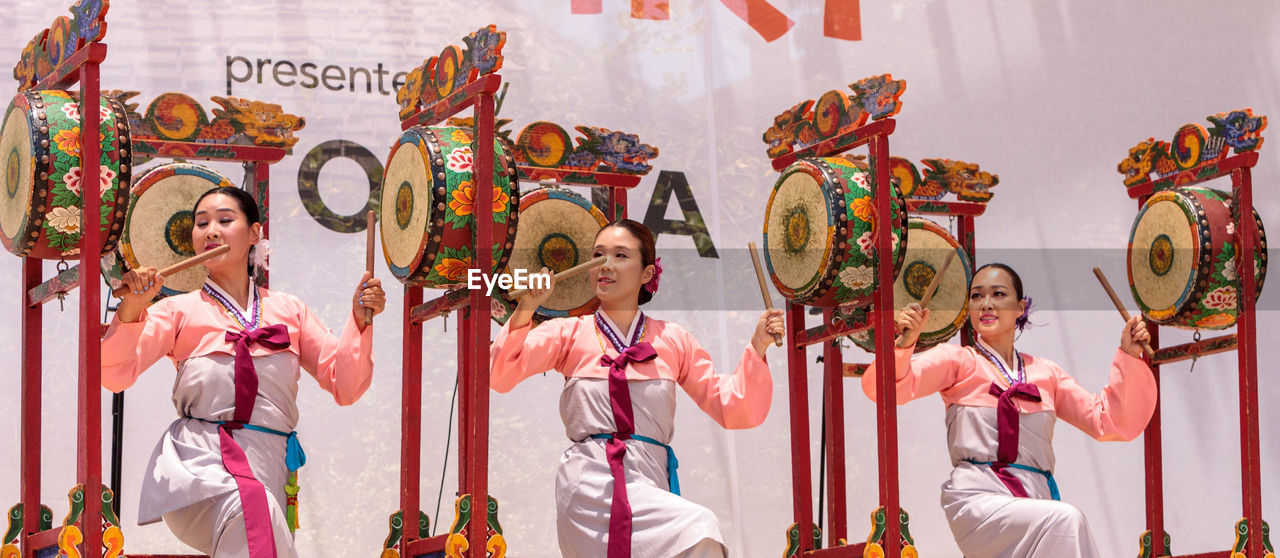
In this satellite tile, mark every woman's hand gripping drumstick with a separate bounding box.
[1092,267,1155,359]
[895,251,957,349]
[354,210,385,331]
[112,244,231,299]
[747,242,784,348]
[507,256,608,329]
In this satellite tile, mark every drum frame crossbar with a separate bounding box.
[775,116,990,558]
[391,69,640,557]
[1127,152,1268,558]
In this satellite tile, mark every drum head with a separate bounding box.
[380,129,435,279]
[0,101,33,251]
[765,166,831,297]
[510,187,607,316]
[122,163,233,295]
[1129,192,1198,318]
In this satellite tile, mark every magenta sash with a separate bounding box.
[599,343,658,558]
[987,381,1042,498]
[219,324,291,558]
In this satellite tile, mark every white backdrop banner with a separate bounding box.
[2,1,1279,556]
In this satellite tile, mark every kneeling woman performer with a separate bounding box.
[490,219,784,557]
[102,186,385,557]
[863,263,1156,558]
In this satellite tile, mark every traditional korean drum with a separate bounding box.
[504,186,609,321]
[1128,186,1267,329]
[1,90,131,259]
[848,218,973,352]
[119,163,234,296]
[380,125,519,288]
[763,156,907,308]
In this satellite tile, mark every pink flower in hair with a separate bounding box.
[644,257,663,293]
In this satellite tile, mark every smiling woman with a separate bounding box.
[99,185,388,557]
[489,219,785,558]
[862,263,1157,558]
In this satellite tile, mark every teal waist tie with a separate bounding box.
[589,433,680,496]
[197,418,307,472]
[964,459,1060,501]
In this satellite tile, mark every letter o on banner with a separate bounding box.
[297,139,384,233]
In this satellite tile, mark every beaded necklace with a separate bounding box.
[974,338,1025,385]
[594,309,647,353]
[203,281,261,332]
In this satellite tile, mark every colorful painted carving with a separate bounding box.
[1138,530,1173,558]
[115,92,306,150]
[53,485,123,558]
[12,0,111,91]
[762,73,906,159]
[1230,518,1275,558]
[379,509,429,558]
[1119,109,1267,187]
[517,122,658,175]
[782,522,823,557]
[885,156,999,203]
[397,25,507,121]
[862,507,917,558]
[444,495,506,558]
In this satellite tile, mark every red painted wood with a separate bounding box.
[869,133,902,557]
[1124,152,1258,200]
[77,63,104,558]
[457,309,471,492]
[821,310,847,544]
[464,92,498,557]
[796,314,870,348]
[905,199,988,217]
[400,74,503,130]
[404,534,448,555]
[410,289,471,324]
[131,140,288,164]
[25,528,60,552]
[401,286,424,542]
[517,167,643,188]
[252,162,271,287]
[1232,167,1263,558]
[1150,334,1237,365]
[958,215,976,348]
[20,258,42,554]
[769,119,896,171]
[1169,552,1232,558]
[1144,322,1166,557]
[784,301,815,554]
[805,543,867,557]
[32,43,108,90]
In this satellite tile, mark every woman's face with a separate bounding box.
[192,193,260,277]
[589,226,654,308]
[967,266,1025,341]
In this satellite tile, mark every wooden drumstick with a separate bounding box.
[111,245,231,297]
[895,251,957,348]
[1092,267,1156,359]
[507,256,608,299]
[363,210,376,326]
[747,242,783,347]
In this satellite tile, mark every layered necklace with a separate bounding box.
[974,338,1025,385]
[595,309,647,353]
[203,280,261,332]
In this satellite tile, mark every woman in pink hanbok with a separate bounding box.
[102,186,386,558]
[863,263,1156,558]
[489,219,785,558]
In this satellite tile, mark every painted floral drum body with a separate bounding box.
[848,218,972,352]
[763,156,907,308]
[1,90,131,259]
[120,163,234,296]
[380,125,519,288]
[1128,186,1267,330]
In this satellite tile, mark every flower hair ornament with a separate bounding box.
[250,238,272,274]
[1015,296,1034,332]
[643,257,663,294]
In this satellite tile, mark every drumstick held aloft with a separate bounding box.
[363,210,376,326]
[747,242,783,347]
[896,251,957,348]
[110,245,231,298]
[507,256,609,299]
[1092,267,1156,359]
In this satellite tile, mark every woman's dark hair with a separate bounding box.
[973,262,1023,300]
[192,186,261,225]
[597,219,657,305]
[192,186,262,277]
